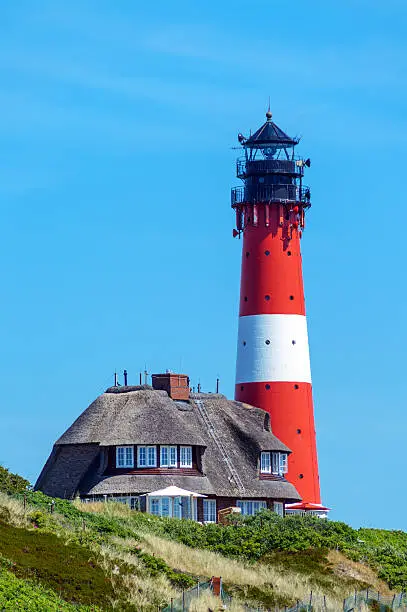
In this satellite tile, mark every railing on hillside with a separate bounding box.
[343,588,407,611]
[162,579,232,612]
[163,586,407,611]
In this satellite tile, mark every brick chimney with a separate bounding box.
[151,372,190,400]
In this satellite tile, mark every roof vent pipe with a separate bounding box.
[123,370,128,386]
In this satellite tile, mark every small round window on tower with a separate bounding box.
[246,251,250,258]
[299,474,304,479]
[297,428,302,434]
[294,384,299,390]
[243,341,246,346]
[244,296,248,302]
[240,385,244,391]
[292,340,296,345]
[289,295,294,301]
[265,339,271,345]
[287,251,292,256]
[265,250,270,256]
[265,384,271,390]
[265,295,270,301]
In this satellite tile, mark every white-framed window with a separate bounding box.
[160,446,177,467]
[148,496,195,519]
[116,446,134,468]
[114,496,139,510]
[173,496,182,519]
[260,452,271,473]
[237,500,267,516]
[137,445,157,467]
[271,452,288,475]
[203,499,217,523]
[279,453,288,474]
[273,501,284,517]
[150,497,160,515]
[180,446,192,468]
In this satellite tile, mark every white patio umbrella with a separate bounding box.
[147,485,206,498]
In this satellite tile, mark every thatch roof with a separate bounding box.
[36,387,300,503]
[56,386,206,447]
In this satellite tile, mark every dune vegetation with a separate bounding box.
[0,467,406,610]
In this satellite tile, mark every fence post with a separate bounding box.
[182,589,185,612]
[323,594,327,610]
[366,587,369,601]
[197,580,200,599]
[309,590,313,606]
[343,597,346,610]
[354,588,357,605]
[170,598,173,612]
[391,594,395,609]
[377,591,380,602]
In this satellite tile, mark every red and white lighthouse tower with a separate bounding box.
[232,111,326,512]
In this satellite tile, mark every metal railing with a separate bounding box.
[236,157,303,179]
[163,584,407,611]
[231,184,310,206]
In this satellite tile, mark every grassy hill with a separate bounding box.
[0,467,406,610]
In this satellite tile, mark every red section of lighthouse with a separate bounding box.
[232,111,322,507]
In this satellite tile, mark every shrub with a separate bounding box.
[0,466,30,495]
[133,548,196,590]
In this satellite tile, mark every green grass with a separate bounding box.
[0,486,406,609]
[0,520,120,608]
[16,490,407,592]
[0,566,100,611]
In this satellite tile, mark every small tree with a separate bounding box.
[0,465,30,494]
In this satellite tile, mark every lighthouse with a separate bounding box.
[232,110,326,512]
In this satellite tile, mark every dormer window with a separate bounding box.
[160,446,177,467]
[137,446,157,468]
[116,446,134,468]
[261,451,288,475]
[180,446,192,468]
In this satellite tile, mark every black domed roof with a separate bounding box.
[245,112,299,148]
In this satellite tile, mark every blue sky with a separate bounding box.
[1,0,406,529]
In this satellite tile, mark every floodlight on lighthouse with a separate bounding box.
[296,158,311,168]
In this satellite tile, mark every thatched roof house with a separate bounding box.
[36,374,301,522]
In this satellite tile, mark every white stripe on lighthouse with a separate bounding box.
[235,314,312,384]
